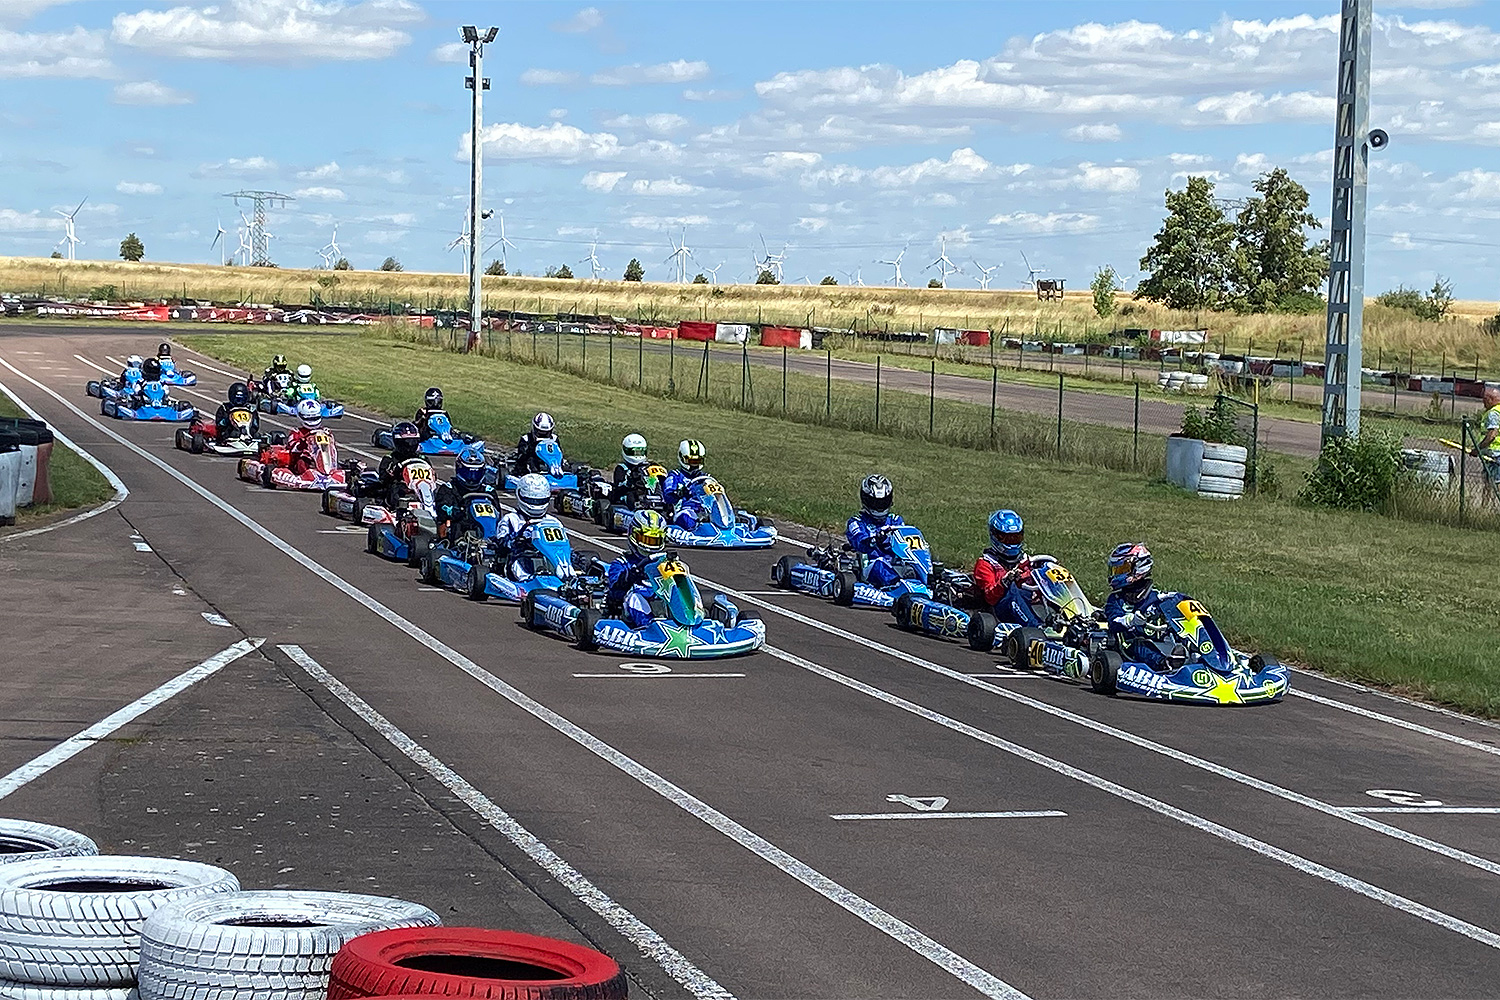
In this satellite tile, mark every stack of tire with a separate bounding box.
[1158,371,1210,394]
[1197,443,1249,501]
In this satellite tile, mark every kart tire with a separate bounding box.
[321,489,337,517]
[832,572,856,606]
[759,516,775,529]
[268,432,287,447]
[771,555,793,588]
[891,593,914,630]
[1202,443,1248,464]
[188,431,205,455]
[366,524,381,556]
[325,927,626,1000]
[406,534,428,570]
[464,564,488,602]
[1090,650,1121,696]
[1197,475,1244,496]
[85,381,102,399]
[101,401,115,419]
[353,498,369,525]
[1250,653,1281,673]
[967,612,998,652]
[518,591,537,630]
[0,982,137,1000]
[418,550,438,586]
[1199,458,1245,479]
[597,503,613,530]
[1007,626,1047,670]
[0,822,97,866]
[260,465,275,489]
[573,607,598,651]
[172,429,188,452]
[0,856,238,987]
[137,891,438,1000]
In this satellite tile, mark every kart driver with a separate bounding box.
[511,412,561,477]
[603,509,668,628]
[414,387,446,439]
[263,354,290,383]
[119,355,145,392]
[433,446,493,539]
[491,473,554,578]
[1105,542,1172,670]
[661,439,708,525]
[213,382,261,442]
[845,474,907,589]
[131,357,166,405]
[284,399,330,474]
[371,420,423,505]
[157,342,173,361]
[974,509,1028,609]
[283,364,318,403]
[610,433,659,509]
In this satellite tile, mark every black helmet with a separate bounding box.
[158,342,172,357]
[424,387,443,410]
[227,382,250,406]
[859,474,893,518]
[391,420,420,459]
[141,357,162,381]
[271,354,287,369]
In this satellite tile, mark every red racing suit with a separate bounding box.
[973,549,1023,609]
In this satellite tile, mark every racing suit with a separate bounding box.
[372,453,425,507]
[610,463,660,510]
[213,403,259,442]
[413,407,447,440]
[660,469,706,528]
[973,549,1034,621]
[512,432,562,476]
[283,427,324,475]
[1105,586,1171,671]
[845,511,907,589]
[603,553,656,628]
[434,479,496,539]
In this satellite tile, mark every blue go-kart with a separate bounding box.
[86,370,142,401]
[521,552,765,658]
[373,412,480,456]
[770,525,933,608]
[665,476,777,549]
[156,356,197,387]
[496,438,579,491]
[363,474,438,566]
[418,497,602,601]
[1090,594,1288,705]
[258,380,345,420]
[100,382,195,422]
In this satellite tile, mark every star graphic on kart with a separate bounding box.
[1202,672,1245,705]
[656,621,700,658]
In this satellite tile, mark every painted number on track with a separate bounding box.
[619,662,672,675]
[1366,788,1444,807]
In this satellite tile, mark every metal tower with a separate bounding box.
[462,24,498,350]
[1321,0,1385,445]
[224,190,293,267]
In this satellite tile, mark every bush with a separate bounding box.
[484,259,506,276]
[623,258,644,282]
[1091,266,1118,318]
[820,275,838,286]
[755,269,779,285]
[1180,403,1242,445]
[333,257,352,271]
[692,273,708,284]
[380,257,403,272]
[1298,432,1405,512]
[1274,290,1323,314]
[1375,278,1453,321]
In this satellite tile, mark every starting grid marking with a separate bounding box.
[831,811,1067,821]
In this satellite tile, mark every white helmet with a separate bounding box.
[515,473,551,519]
[621,433,648,467]
[532,412,556,438]
[678,439,706,475]
[296,364,313,381]
[295,398,323,429]
[126,355,143,369]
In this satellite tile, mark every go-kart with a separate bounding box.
[557,464,666,527]
[174,406,263,457]
[1089,594,1288,705]
[236,429,347,490]
[318,458,436,565]
[496,438,578,491]
[252,374,345,419]
[372,412,480,456]
[419,499,603,602]
[770,525,933,608]
[155,356,197,387]
[86,371,142,401]
[100,382,195,422]
[521,552,764,658]
[665,476,777,549]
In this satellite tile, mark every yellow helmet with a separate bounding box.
[628,509,667,558]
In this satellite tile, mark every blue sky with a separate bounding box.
[2,0,1498,296]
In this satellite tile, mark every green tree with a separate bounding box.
[1376,277,1455,321]
[556,263,574,279]
[692,273,709,284]
[927,277,943,288]
[119,232,145,262]
[820,275,838,285]
[484,259,507,276]
[1091,265,1118,317]
[755,269,780,285]
[623,258,645,281]
[333,257,352,270]
[1232,167,1328,312]
[1424,275,1454,320]
[379,256,403,272]
[49,250,62,259]
[1136,175,1234,310]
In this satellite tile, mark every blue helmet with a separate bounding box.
[1109,542,1153,592]
[455,446,487,487]
[987,509,1024,561]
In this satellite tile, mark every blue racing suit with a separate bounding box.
[1105,586,1171,671]
[661,470,705,529]
[845,511,906,589]
[604,553,657,629]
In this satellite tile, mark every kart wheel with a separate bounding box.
[406,533,427,569]
[892,593,914,629]
[366,524,381,555]
[1008,626,1047,670]
[261,464,275,489]
[269,431,287,446]
[574,606,598,651]
[174,428,189,452]
[759,516,775,528]
[771,554,793,588]
[86,381,101,398]
[832,572,856,606]
[519,590,537,629]
[1090,650,1121,696]
[320,488,336,516]
[418,550,438,586]
[1250,653,1281,673]
[967,612,998,652]
[464,563,488,602]
[353,497,369,524]
[189,430,205,455]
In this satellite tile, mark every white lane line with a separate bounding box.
[831,811,1066,821]
[133,540,153,552]
[707,583,1500,881]
[201,612,233,627]
[1290,688,1500,760]
[0,639,262,799]
[761,644,1500,952]
[1292,669,1500,734]
[0,378,130,543]
[279,645,734,1000]
[1346,807,1500,815]
[966,673,1044,680]
[571,673,746,679]
[0,362,1026,1000]
[73,353,118,376]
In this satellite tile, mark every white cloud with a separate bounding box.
[603,113,690,135]
[1073,161,1140,192]
[1067,123,1122,142]
[473,122,622,162]
[683,88,740,102]
[0,26,111,78]
[552,7,603,33]
[111,0,421,62]
[0,208,62,232]
[581,170,627,192]
[1453,168,1500,200]
[431,41,466,64]
[0,1,76,28]
[370,211,416,226]
[630,177,701,196]
[294,186,346,201]
[549,108,568,120]
[111,81,193,106]
[195,156,276,176]
[592,59,709,86]
[297,161,341,180]
[115,181,162,195]
[624,214,709,229]
[519,68,579,86]
[795,217,829,232]
[987,211,1100,233]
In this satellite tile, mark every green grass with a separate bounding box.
[183,330,1500,718]
[0,398,114,527]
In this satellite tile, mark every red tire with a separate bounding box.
[328,927,626,1000]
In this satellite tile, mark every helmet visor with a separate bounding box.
[862,491,892,514]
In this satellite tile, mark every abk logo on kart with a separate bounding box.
[598,625,635,648]
[1119,664,1167,691]
[543,603,571,629]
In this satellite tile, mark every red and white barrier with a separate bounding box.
[760,326,811,349]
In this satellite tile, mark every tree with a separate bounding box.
[755,269,779,285]
[119,233,144,262]
[820,275,838,285]
[379,256,403,272]
[1091,266,1118,318]
[484,259,507,276]
[927,277,943,288]
[556,264,574,279]
[692,273,708,284]
[623,258,645,281]
[49,251,62,259]
[1136,175,1235,310]
[1232,167,1328,312]
[333,257,352,271]
[1376,277,1455,321]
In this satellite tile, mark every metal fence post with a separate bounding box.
[669,333,676,393]
[825,349,832,418]
[637,330,643,386]
[929,358,936,436]
[741,342,747,408]
[1460,417,1469,526]
[782,345,787,414]
[556,325,561,365]
[1056,373,1064,457]
[875,355,882,430]
[532,327,537,358]
[1250,401,1259,495]
[1133,380,1140,468]
[581,327,587,373]
[608,329,614,381]
[990,365,997,444]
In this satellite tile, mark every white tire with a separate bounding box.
[0,823,97,865]
[1197,474,1245,496]
[0,985,137,1000]
[0,858,238,987]
[136,891,440,1000]
[1202,443,1248,463]
[1199,459,1246,479]
[1196,491,1241,501]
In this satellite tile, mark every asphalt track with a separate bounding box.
[4,327,1500,998]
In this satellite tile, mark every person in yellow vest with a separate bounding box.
[1475,385,1500,490]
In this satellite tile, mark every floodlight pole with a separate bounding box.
[463,25,498,351]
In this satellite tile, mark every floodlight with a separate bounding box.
[461,25,478,42]
[483,27,498,43]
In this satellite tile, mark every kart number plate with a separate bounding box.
[471,501,497,519]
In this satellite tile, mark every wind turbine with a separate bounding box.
[758,235,786,282]
[210,217,227,265]
[705,262,725,285]
[972,259,1000,291]
[447,210,473,275]
[1020,249,1046,288]
[482,212,517,270]
[54,197,86,260]
[663,227,695,284]
[925,236,961,288]
[235,214,253,266]
[876,244,908,287]
[840,267,865,287]
[319,225,341,269]
[579,236,605,279]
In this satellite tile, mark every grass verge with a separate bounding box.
[183,330,1500,718]
[0,397,114,528]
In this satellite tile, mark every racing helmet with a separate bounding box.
[227,382,250,406]
[390,420,420,459]
[515,473,552,520]
[126,354,144,369]
[424,387,443,410]
[532,411,556,439]
[627,509,667,558]
[859,474,893,520]
[1109,542,1154,599]
[454,445,487,487]
[295,364,313,383]
[295,398,323,430]
[157,342,172,357]
[141,357,162,381]
[677,439,706,476]
[988,509,1025,563]
[271,354,287,370]
[621,433,648,467]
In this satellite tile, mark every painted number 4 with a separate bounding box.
[1366,788,1444,807]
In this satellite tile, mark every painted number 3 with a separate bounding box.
[1366,788,1444,807]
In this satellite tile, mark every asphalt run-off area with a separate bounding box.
[4,326,1500,999]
